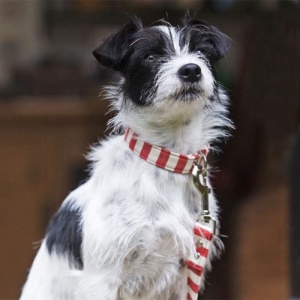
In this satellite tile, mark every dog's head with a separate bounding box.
[93,17,230,133]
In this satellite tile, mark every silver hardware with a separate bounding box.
[196,239,203,248]
[192,153,217,236]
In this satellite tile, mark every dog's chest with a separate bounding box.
[84,142,203,297]
[88,160,201,248]
[115,169,200,298]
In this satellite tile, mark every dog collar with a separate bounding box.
[124,128,208,174]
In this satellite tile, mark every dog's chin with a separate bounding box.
[175,91,202,102]
[171,87,205,103]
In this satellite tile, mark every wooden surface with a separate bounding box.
[232,184,289,299]
[0,97,109,299]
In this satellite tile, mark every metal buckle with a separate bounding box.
[192,153,217,235]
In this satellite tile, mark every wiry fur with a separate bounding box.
[20,17,232,300]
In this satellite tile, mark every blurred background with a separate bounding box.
[0,1,299,299]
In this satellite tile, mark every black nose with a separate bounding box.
[178,64,202,83]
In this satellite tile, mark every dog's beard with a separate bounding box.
[141,85,204,105]
[152,82,209,108]
[171,85,204,102]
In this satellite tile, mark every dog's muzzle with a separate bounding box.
[178,63,202,83]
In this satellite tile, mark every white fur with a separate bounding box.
[20,24,231,300]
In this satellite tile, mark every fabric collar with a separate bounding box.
[124,128,208,174]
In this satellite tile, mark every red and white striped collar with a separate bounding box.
[124,128,209,174]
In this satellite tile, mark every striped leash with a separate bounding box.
[124,128,216,300]
[186,154,216,300]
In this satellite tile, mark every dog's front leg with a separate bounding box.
[75,271,120,300]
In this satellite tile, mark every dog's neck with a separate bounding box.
[109,87,231,154]
[117,106,208,154]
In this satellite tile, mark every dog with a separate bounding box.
[20,16,231,300]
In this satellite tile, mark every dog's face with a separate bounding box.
[93,17,230,118]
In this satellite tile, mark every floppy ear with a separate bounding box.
[184,18,231,63]
[93,17,143,71]
[207,24,231,62]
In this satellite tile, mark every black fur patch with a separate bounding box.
[122,27,176,105]
[46,202,83,269]
[93,17,143,71]
[181,19,230,63]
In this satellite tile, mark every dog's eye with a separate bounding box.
[145,54,155,61]
[196,50,202,57]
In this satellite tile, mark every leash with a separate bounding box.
[187,154,216,300]
[124,128,216,300]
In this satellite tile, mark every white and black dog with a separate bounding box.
[20,17,232,300]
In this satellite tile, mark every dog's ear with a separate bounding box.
[93,17,143,71]
[184,18,231,63]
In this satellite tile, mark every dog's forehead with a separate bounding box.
[156,25,182,53]
[133,25,184,54]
